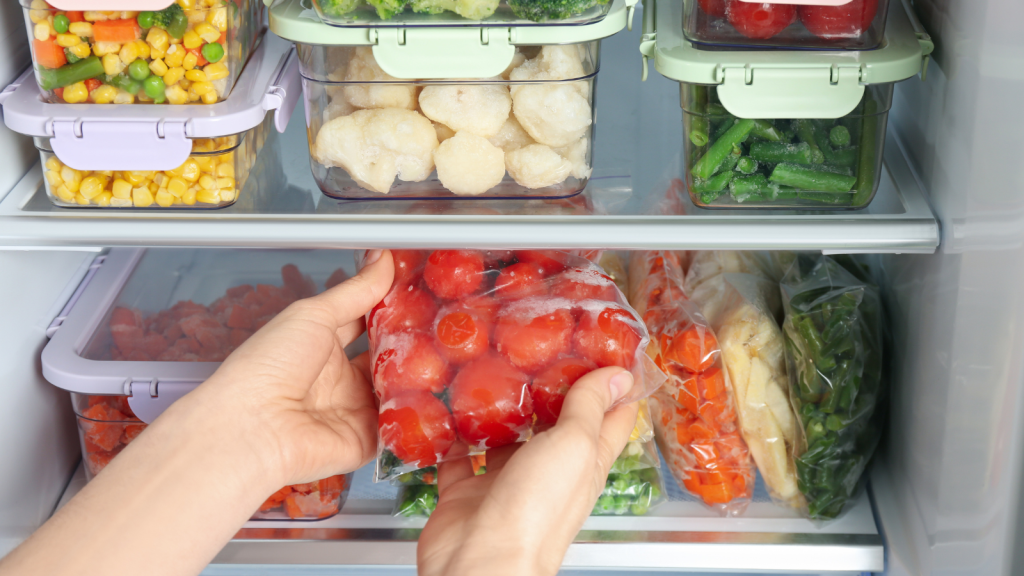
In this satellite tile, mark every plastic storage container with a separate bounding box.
[270,0,635,200]
[72,392,351,520]
[682,0,890,51]
[22,0,265,105]
[310,0,616,26]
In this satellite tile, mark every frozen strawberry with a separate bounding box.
[423,250,486,300]
[799,0,878,39]
[483,250,516,268]
[549,268,618,302]
[698,0,727,18]
[494,263,548,300]
[493,303,574,373]
[282,264,316,299]
[572,305,643,369]
[726,1,797,39]
[325,268,348,290]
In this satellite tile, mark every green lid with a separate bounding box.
[639,0,933,118]
[270,0,636,79]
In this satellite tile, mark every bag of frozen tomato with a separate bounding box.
[628,250,756,516]
[366,249,666,481]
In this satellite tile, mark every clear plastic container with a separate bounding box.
[311,0,614,26]
[35,115,271,208]
[682,83,893,210]
[22,0,264,105]
[299,43,598,200]
[71,393,351,520]
[683,0,890,50]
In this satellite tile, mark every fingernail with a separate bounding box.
[609,371,634,403]
[362,249,383,267]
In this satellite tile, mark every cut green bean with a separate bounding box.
[693,119,755,180]
[770,163,857,193]
[794,120,825,164]
[749,141,814,165]
[831,147,859,168]
[729,174,774,202]
[707,103,730,117]
[830,125,851,147]
[710,118,735,144]
[716,151,740,175]
[736,156,758,174]
[850,100,880,206]
[38,56,103,90]
[812,121,836,163]
[689,89,709,147]
[693,170,735,195]
[751,119,785,142]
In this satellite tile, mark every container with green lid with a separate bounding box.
[306,0,618,27]
[639,0,932,210]
[270,0,635,200]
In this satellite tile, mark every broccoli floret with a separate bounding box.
[410,0,499,19]
[316,0,364,17]
[507,0,609,21]
[367,0,409,19]
[152,3,184,28]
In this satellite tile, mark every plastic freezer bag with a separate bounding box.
[781,254,885,520]
[594,440,665,516]
[628,251,754,515]
[368,249,666,482]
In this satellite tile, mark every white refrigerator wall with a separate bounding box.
[881,0,1024,574]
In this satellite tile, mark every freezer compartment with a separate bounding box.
[300,43,597,200]
[71,393,351,520]
[683,0,889,50]
[310,0,615,27]
[34,115,272,209]
[683,83,893,210]
[22,0,264,105]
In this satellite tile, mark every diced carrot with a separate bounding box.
[34,39,67,70]
[703,469,727,486]
[674,372,700,415]
[666,325,718,373]
[421,471,436,485]
[690,440,718,468]
[54,87,64,100]
[700,367,726,400]
[699,482,734,505]
[733,473,750,498]
[688,421,715,441]
[66,11,84,23]
[186,46,208,67]
[675,423,693,445]
[682,475,702,495]
[85,78,102,92]
[93,19,141,43]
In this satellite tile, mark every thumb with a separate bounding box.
[554,368,639,474]
[300,249,395,330]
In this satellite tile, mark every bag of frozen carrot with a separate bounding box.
[628,251,755,516]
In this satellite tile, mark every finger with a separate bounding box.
[595,401,640,475]
[437,458,474,494]
[350,351,372,384]
[299,250,395,332]
[336,315,367,349]
[556,367,635,441]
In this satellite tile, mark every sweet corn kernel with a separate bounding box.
[165,85,189,105]
[119,42,139,65]
[60,166,79,184]
[30,1,49,25]
[188,89,200,102]
[123,171,143,186]
[153,173,167,186]
[201,90,218,104]
[198,175,216,190]
[181,188,197,205]
[69,21,93,37]
[182,30,202,50]
[45,170,63,186]
[54,184,75,203]
[180,160,201,182]
[102,53,125,76]
[75,193,91,206]
[220,188,235,202]
[216,177,235,190]
[183,51,198,71]
[196,188,221,204]
[149,58,168,76]
[132,39,150,60]
[155,189,175,207]
[62,82,89,104]
[203,62,229,81]
[111,179,132,199]
[163,66,186,87]
[164,44,185,68]
[95,192,113,207]
[167,177,188,197]
[110,197,132,207]
[149,182,160,193]
[185,69,207,82]
[98,170,114,178]
[93,41,121,57]
[113,89,135,104]
[208,7,228,31]
[218,151,235,164]
[45,157,62,172]
[56,34,81,48]
[83,11,108,22]
[69,42,92,59]
[147,27,169,51]
[79,176,104,199]
[178,0,196,10]
[33,23,50,42]
[91,85,118,104]
[194,156,215,171]
[187,10,207,25]
[195,23,220,43]
[132,187,154,208]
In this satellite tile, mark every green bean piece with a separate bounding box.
[749,141,815,165]
[729,174,775,203]
[828,146,858,167]
[830,125,852,147]
[104,73,142,95]
[850,99,880,206]
[751,119,785,142]
[812,121,836,163]
[794,120,825,164]
[693,170,735,197]
[707,103,730,117]
[736,156,758,174]
[815,463,836,491]
[775,186,799,200]
[693,119,755,180]
[710,118,735,144]
[716,151,741,175]
[770,163,857,193]
[168,9,189,39]
[38,56,104,90]
[64,48,81,64]
[690,119,710,147]
[826,414,845,431]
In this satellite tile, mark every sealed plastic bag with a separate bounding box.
[369,249,666,481]
[780,254,885,519]
[393,455,486,518]
[629,251,755,515]
[595,402,666,516]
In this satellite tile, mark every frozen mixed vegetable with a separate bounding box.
[314,0,610,22]
[393,454,486,517]
[689,0,882,44]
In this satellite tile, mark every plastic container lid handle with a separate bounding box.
[50,120,193,172]
[263,48,302,134]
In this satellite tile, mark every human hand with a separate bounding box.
[417,367,639,576]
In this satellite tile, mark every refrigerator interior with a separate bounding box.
[0,1,1022,575]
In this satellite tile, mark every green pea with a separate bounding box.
[143,75,165,99]
[201,42,225,63]
[53,14,70,34]
[137,11,155,29]
[128,59,151,81]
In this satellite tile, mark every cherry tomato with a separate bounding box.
[726,1,797,39]
[483,250,516,269]
[424,250,485,300]
[494,305,574,373]
[368,285,438,339]
[532,358,598,427]
[698,0,727,18]
[374,332,449,400]
[494,262,548,300]
[799,0,878,39]
[449,353,533,449]
[549,267,619,302]
[390,250,426,284]
[514,250,567,275]
[435,311,490,365]
[663,324,718,373]
[379,392,456,467]
[572,305,643,369]
[456,295,502,326]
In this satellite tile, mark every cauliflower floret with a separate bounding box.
[505,144,572,189]
[323,95,357,124]
[343,47,418,110]
[501,52,527,80]
[313,108,439,195]
[509,45,589,98]
[418,84,512,138]
[512,83,592,148]
[434,132,506,196]
[434,122,456,143]
[554,136,591,180]
[488,114,535,153]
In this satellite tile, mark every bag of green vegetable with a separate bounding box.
[780,254,885,520]
[594,437,665,516]
[395,484,440,518]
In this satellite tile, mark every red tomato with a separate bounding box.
[424,250,485,300]
[456,295,502,326]
[663,324,718,373]
[390,250,425,284]
[549,267,619,302]
[698,0,727,18]
[532,358,598,426]
[514,250,567,275]
[494,262,548,300]
[368,285,438,338]
[373,332,449,400]
[572,305,643,369]
[494,305,574,373]
[379,392,456,467]
[435,311,489,365]
[449,353,533,449]
[483,250,516,268]
[726,1,797,39]
[799,0,879,39]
